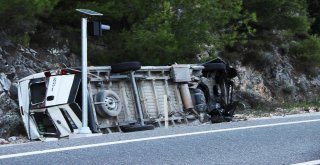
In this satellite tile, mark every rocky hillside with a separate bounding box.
[230,43,320,116]
[0,35,319,140]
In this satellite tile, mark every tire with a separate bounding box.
[223,116,233,122]
[111,61,141,73]
[121,124,155,132]
[203,63,226,71]
[223,103,236,117]
[95,90,122,117]
[211,115,224,123]
[227,67,237,78]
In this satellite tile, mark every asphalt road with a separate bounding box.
[1,113,320,165]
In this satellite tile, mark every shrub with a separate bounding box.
[289,35,320,74]
[0,0,59,23]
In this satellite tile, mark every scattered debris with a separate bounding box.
[7,136,17,142]
[0,136,30,145]
[0,138,9,144]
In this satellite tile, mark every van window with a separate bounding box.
[30,81,46,105]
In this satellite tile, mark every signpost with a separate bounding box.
[76,9,110,134]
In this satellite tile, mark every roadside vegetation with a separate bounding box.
[0,0,319,67]
[0,0,319,110]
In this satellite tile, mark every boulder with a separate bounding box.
[0,73,11,93]
[0,138,9,144]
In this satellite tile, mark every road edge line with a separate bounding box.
[1,118,320,160]
[291,159,320,165]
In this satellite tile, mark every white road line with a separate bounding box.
[0,118,320,160]
[292,160,320,165]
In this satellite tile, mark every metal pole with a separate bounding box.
[79,17,92,134]
[164,95,169,128]
[129,71,145,126]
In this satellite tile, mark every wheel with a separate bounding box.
[210,115,224,123]
[223,103,237,117]
[95,90,122,117]
[121,124,155,132]
[111,61,141,73]
[223,116,233,122]
[227,67,237,78]
[203,63,226,71]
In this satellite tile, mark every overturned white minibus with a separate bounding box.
[18,58,237,140]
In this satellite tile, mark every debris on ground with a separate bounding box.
[0,136,30,145]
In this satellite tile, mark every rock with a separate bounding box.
[0,59,9,73]
[1,111,21,126]
[0,33,13,47]
[0,138,9,144]
[27,48,38,57]
[7,136,17,142]
[48,48,62,56]
[308,107,319,113]
[0,73,11,93]
[0,136,29,145]
[0,111,23,138]
[233,44,320,110]
[311,75,320,86]
[0,40,13,47]
[0,93,19,110]
[8,136,29,144]
[9,83,18,100]
[297,74,309,91]
[0,92,21,138]
[234,65,273,107]
[15,65,35,78]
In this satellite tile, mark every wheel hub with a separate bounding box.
[105,96,117,111]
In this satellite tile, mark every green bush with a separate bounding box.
[243,0,310,33]
[290,35,320,74]
[10,33,30,47]
[283,99,320,109]
[0,0,59,23]
[48,0,251,65]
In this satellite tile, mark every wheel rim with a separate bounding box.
[104,96,118,111]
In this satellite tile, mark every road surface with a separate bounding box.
[0,113,320,165]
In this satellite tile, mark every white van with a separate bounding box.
[17,58,237,140]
